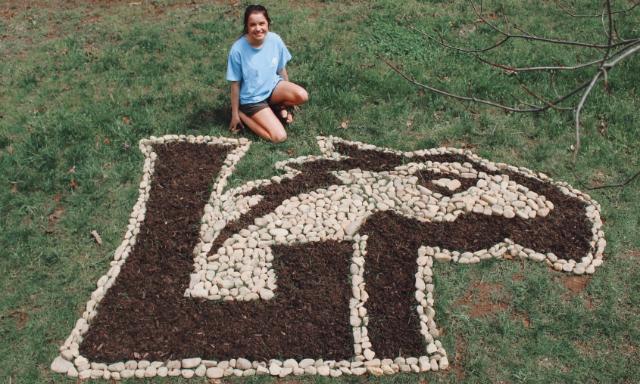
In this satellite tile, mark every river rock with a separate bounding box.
[182,357,201,369]
[206,367,224,378]
[51,356,74,373]
[236,358,252,370]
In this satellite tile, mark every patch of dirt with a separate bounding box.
[511,273,524,281]
[7,310,29,330]
[511,312,531,328]
[452,336,466,380]
[455,282,509,318]
[561,276,590,295]
[622,249,640,259]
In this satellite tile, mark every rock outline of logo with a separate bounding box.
[51,135,606,380]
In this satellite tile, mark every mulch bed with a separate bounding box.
[74,137,598,371]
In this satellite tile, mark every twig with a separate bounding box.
[470,0,633,49]
[587,169,640,190]
[573,69,603,160]
[412,25,639,73]
[382,57,592,113]
[556,0,640,18]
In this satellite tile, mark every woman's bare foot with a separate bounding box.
[273,105,294,125]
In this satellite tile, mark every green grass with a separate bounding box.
[1,0,639,382]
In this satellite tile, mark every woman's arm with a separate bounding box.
[278,68,289,82]
[229,81,242,132]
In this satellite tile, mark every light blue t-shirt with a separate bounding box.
[226,32,292,105]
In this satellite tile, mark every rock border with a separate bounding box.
[52,135,605,380]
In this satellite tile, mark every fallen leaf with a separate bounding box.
[7,145,14,155]
[340,120,349,129]
[122,116,131,125]
[10,182,17,193]
[68,166,76,174]
[90,230,103,246]
[598,118,608,136]
[406,117,414,128]
[69,179,78,190]
[48,207,65,225]
[103,137,111,145]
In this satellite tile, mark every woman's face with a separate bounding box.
[246,12,269,45]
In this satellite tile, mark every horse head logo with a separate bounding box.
[54,135,604,379]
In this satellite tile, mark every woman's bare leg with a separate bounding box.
[270,81,309,123]
[239,109,287,143]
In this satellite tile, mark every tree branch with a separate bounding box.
[573,69,603,160]
[587,169,640,190]
[382,57,592,113]
[556,0,639,18]
[470,0,633,49]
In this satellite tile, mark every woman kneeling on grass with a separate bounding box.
[226,4,308,143]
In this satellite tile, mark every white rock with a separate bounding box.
[299,358,315,368]
[181,369,194,378]
[316,365,330,376]
[259,289,274,300]
[439,356,450,370]
[419,356,430,371]
[269,364,281,375]
[236,358,252,370]
[144,366,157,377]
[51,356,74,373]
[182,357,201,369]
[195,364,206,377]
[363,348,375,360]
[352,367,367,375]
[108,362,125,372]
[283,359,298,369]
[120,369,134,378]
[367,366,384,376]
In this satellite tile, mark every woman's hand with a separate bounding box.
[229,82,242,133]
[229,114,243,133]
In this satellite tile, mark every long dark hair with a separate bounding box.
[243,4,271,34]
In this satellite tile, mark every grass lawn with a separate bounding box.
[1,0,639,382]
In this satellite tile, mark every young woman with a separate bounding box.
[226,5,308,143]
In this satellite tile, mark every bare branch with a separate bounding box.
[587,169,640,190]
[604,40,640,66]
[382,57,592,113]
[391,0,640,160]
[411,22,639,74]
[411,26,510,54]
[470,0,633,49]
[556,0,639,18]
[573,69,603,160]
[514,76,574,111]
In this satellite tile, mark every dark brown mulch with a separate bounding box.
[79,140,596,363]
